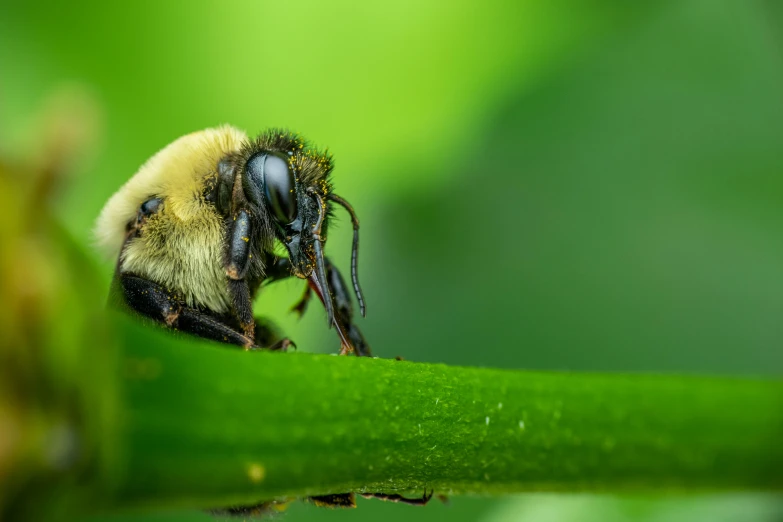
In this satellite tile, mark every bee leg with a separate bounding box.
[261,257,313,317]
[359,489,434,506]
[212,493,358,514]
[207,500,291,517]
[252,317,296,352]
[227,278,255,339]
[325,259,372,357]
[116,274,254,348]
[264,257,372,357]
[309,493,357,508]
[290,284,313,317]
[225,210,255,338]
[267,338,296,351]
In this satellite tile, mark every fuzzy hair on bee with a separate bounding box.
[95,125,369,356]
[96,126,246,313]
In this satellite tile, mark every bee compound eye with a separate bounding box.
[245,152,298,223]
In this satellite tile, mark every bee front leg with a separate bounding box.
[265,257,372,357]
[325,259,372,357]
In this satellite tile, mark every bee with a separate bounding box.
[96,126,434,510]
[95,126,369,356]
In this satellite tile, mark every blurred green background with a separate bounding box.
[1,0,781,520]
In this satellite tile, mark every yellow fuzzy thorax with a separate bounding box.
[94,126,248,312]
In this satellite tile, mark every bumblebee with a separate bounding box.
[96,126,434,510]
[95,126,369,356]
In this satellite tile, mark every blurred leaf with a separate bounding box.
[368,0,783,373]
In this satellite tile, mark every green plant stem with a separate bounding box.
[111,320,783,511]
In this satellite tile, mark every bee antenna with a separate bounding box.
[327,194,366,317]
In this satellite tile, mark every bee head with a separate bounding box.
[217,130,365,326]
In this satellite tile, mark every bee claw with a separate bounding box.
[269,338,296,352]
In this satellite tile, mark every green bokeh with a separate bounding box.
[2,0,781,520]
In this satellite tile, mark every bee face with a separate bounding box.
[242,149,327,281]
[213,130,333,284]
[208,129,355,329]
